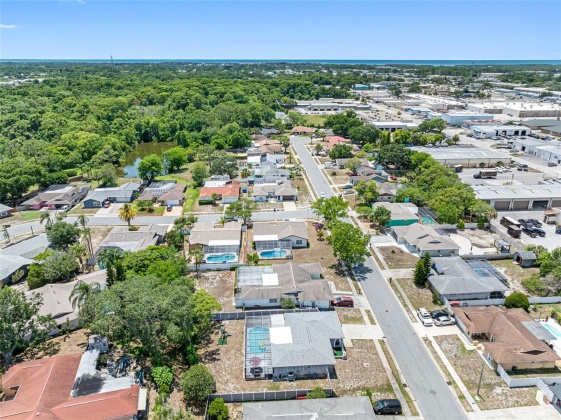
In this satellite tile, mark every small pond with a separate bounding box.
[119,141,177,178]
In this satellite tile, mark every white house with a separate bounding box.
[391,224,460,257]
[253,182,298,202]
[253,221,309,248]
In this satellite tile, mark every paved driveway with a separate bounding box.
[95,203,123,216]
[292,136,466,420]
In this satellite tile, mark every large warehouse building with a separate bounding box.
[411,147,511,168]
[474,184,561,211]
[470,125,532,138]
[467,102,561,118]
[441,111,494,126]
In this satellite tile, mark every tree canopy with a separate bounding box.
[327,221,370,267]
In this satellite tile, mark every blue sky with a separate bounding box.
[1,1,560,60]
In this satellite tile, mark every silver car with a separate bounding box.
[434,316,456,326]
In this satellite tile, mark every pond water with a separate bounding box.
[119,141,177,178]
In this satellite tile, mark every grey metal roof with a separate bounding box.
[474,184,561,201]
[242,397,376,420]
[0,233,49,259]
[0,203,12,212]
[514,251,537,260]
[0,254,33,281]
[521,320,556,342]
[271,312,343,368]
[83,182,140,203]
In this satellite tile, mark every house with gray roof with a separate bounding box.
[0,254,33,285]
[252,162,290,184]
[253,220,308,248]
[253,181,298,202]
[0,203,14,218]
[235,262,332,309]
[391,224,460,257]
[188,221,242,251]
[429,257,510,301]
[0,234,50,284]
[82,182,140,208]
[270,312,344,380]
[98,225,167,252]
[21,184,91,210]
[373,202,419,227]
[242,397,376,420]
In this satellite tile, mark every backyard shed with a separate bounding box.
[513,251,537,268]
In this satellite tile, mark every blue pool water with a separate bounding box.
[206,253,236,263]
[541,322,561,340]
[248,327,269,354]
[421,216,435,224]
[260,250,287,259]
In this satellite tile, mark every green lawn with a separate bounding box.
[134,204,166,215]
[304,115,327,127]
[183,187,199,212]
[20,210,42,222]
[155,174,188,184]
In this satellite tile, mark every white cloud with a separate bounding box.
[0,24,17,29]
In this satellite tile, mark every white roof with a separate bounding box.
[474,184,561,200]
[270,314,285,327]
[207,239,240,246]
[411,147,507,160]
[270,326,293,345]
[262,273,279,286]
[253,234,279,241]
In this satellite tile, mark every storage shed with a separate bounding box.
[513,251,537,268]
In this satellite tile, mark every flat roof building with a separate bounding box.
[474,184,561,211]
[370,121,418,132]
[467,101,561,118]
[411,147,511,168]
[401,93,465,110]
[470,125,531,139]
[441,111,494,126]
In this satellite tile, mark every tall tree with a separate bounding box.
[163,147,187,173]
[138,154,164,181]
[311,196,348,224]
[118,203,137,227]
[46,221,81,249]
[355,180,379,204]
[191,162,210,186]
[326,221,370,267]
[224,198,258,224]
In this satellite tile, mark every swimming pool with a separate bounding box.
[421,216,435,224]
[247,327,269,354]
[260,249,287,259]
[541,322,561,340]
[206,253,236,263]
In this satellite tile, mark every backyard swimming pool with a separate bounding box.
[206,253,236,263]
[260,249,287,259]
[247,327,269,354]
[541,322,561,340]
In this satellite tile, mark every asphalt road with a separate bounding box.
[291,135,466,420]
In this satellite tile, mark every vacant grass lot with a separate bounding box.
[183,186,199,212]
[396,278,440,312]
[378,246,419,269]
[336,308,365,325]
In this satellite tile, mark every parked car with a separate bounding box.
[417,308,433,326]
[374,399,402,415]
[430,309,448,319]
[434,316,456,326]
[344,189,355,195]
[517,164,529,171]
[320,192,325,198]
[332,296,354,307]
[60,205,70,212]
[548,162,558,167]
[518,218,533,228]
[529,227,546,237]
[556,226,561,234]
[103,201,111,208]
[341,183,353,189]
[166,204,172,212]
[528,219,542,227]
[522,227,538,238]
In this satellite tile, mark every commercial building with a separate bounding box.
[470,125,531,138]
[441,111,494,126]
[235,262,331,309]
[400,93,465,110]
[453,306,561,370]
[511,138,561,165]
[467,101,561,118]
[411,147,511,168]
[474,184,561,211]
[370,121,419,132]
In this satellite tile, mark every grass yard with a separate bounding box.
[303,115,327,127]
[183,186,200,212]
[489,259,539,294]
[378,246,419,269]
[291,176,313,207]
[396,278,440,312]
[434,336,539,411]
[20,210,42,222]
[365,310,376,325]
[134,203,166,215]
[336,308,365,325]
[67,205,100,216]
[291,222,352,292]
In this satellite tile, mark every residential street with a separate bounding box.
[291,135,467,420]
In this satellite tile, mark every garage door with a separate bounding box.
[532,200,549,211]
[167,200,180,206]
[512,200,530,210]
[493,201,511,210]
[552,200,561,207]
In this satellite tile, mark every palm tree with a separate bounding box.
[286,153,293,164]
[316,229,324,241]
[97,248,123,268]
[81,227,94,258]
[217,216,227,226]
[191,249,204,277]
[69,242,88,270]
[240,168,251,179]
[40,212,53,229]
[211,193,221,206]
[76,214,89,229]
[118,203,137,228]
[69,280,100,309]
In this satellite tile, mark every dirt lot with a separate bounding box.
[490,259,539,293]
[396,278,440,312]
[456,228,497,249]
[378,246,419,269]
[291,176,313,207]
[291,222,352,292]
[435,335,539,410]
[201,320,330,393]
[332,340,396,400]
[336,308,365,325]
[15,329,90,364]
[323,168,350,185]
[195,270,236,312]
[193,202,225,213]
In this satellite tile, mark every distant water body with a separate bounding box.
[2,59,561,66]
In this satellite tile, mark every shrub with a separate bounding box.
[306,386,327,399]
[26,264,47,289]
[208,398,229,420]
[63,169,78,177]
[158,384,170,396]
[151,366,174,391]
[522,275,549,297]
[504,291,530,312]
[456,220,465,230]
[181,364,215,404]
[280,296,296,309]
[184,344,200,366]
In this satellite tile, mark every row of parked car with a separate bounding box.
[518,218,546,238]
[417,308,456,327]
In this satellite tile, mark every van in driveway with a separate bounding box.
[374,399,402,415]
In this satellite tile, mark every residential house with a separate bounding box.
[243,397,376,420]
[253,181,298,202]
[21,184,91,210]
[372,202,419,227]
[252,163,290,184]
[253,220,309,248]
[82,182,140,208]
[349,165,389,185]
[198,180,240,204]
[377,183,399,202]
[26,270,107,332]
[255,138,284,154]
[246,150,286,166]
[0,203,14,218]
[291,126,317,136]
[0,351,144,420]
[391,224,460,257]
[138,181,186,206]
[335,158,370,169]
[0,254,33,286]
[188,221,242,251]
[235,262,332,309]
[0,234,49,285]
[260,128,282,136]
[98,225,167,252]
[429,257,510,301]
[453,306,561,370]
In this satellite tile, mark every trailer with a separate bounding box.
[473,169,497,179]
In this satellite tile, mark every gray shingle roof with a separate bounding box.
[253,221,309,241]
[0,203,12,212]
[0,254,33,281]
[0,234,49,259]
[84,182,140,203]
[99,225,167,252]
[253,182,298,197]
[189,221,242,246]
[271,312,343,368]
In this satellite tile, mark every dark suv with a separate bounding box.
[522,227,538,238]
[430,309,448,319]
[528,219,542,228]
[374,399,402,415]
[529,227,546,237]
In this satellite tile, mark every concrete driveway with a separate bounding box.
[163,206,183,216]
[95,203,123,216]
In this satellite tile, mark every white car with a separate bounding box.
[434,316,456,327]
[320,192,326,198]
[417,308,433,326]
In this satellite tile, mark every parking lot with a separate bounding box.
[458,167,547,186]
[500,210,561,250]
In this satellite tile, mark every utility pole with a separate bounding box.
[476,358,485,397]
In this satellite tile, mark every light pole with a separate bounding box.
[475,357,486,397]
